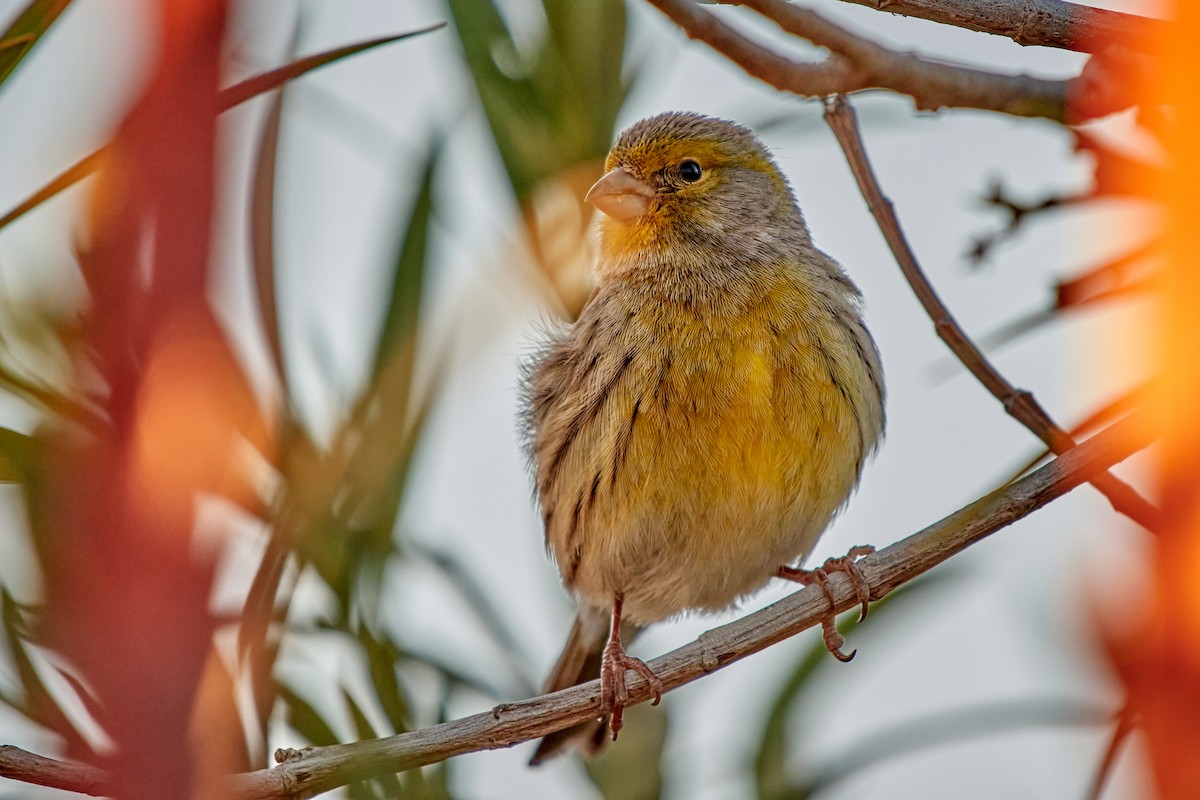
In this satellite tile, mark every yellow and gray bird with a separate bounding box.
[522,111,885,763]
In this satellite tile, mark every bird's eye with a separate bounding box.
[678,159,702,183]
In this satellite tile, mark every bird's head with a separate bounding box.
[587,112,807,269]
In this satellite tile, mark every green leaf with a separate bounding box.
[52,664,105,738]
[342,689,406,800]
[347,773,383,800]
[804,697,1112,797]
[370,140,438,381]
[248,62,289,385]
[217,25,446,112]
[312,140,444,611]
[0,427,34,483]
[585,702,668,800]
[358,626,411,735]
[0,0,72,91]
[0,24,446,232]
[0,588,94,758]
[445,0,539,203]
[754,571,958,800]
[446,0,626,206]
[415,544,537,697]
[278,682,339,747]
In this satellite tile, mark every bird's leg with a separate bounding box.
[600,593,662,740]
[777,545,875,663]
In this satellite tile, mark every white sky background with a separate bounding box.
[0,0,1164,798]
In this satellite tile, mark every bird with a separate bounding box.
[521,111,885,763]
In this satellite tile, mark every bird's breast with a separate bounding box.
[533,268,874,623]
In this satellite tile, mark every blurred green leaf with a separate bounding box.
[0,427,34,483]
[249,63,289,385]
[246,637,282,767]
[342,688,405,800]
[311,622,503,702]
[803,697,1113,797]
[344,681,442,800]
[220,25,446,109]
[347,773,383,800]
[237,425,322,660]
[446,0,627,206]
[52,664,105,738]
[424,762,453,800]
[0,24,446,232]
[0,0,71,91]
[370,140,438,381]
[585,702,668,800]
[754,571,958,800]
[1,589,94,759]
[302,140,443,612]
[359,626,412,735]
[416,545,537,697]
[278,682,340,747]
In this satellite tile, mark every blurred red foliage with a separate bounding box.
[30,2,266,797]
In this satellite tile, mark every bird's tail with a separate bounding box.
[529,605,640,765]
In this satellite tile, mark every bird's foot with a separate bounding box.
[777,545,875,662]
[600,638,662,740]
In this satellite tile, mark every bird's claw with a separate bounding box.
[601,643,662,740]
[777,544,876,662]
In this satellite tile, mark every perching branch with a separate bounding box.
[0,746,107,797]
[646,0,1142,122]
[822,94,1161,532]
[0,411,1155,799]
[826,0,1163,54]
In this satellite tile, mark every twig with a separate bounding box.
[1002,383,1152,485]
[826,0,1164,54]
[968,183,1088,265]
[822,94,1162,532]
[0,411,1155,799]
[1056,239,1160,309]
[951,240,1159,362]
[645,0,1122,122]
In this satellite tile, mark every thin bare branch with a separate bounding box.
[826,0,1164,54]
[1003,383,1152,484]
[822,93,1161,531]
[0,411,1155,799]
[647,0,1082,121]
[1056,239,1160,309]
[968,183,1089,265]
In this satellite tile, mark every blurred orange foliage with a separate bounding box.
[1101,3,1200,798]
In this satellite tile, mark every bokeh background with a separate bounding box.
[0,1,1165,798]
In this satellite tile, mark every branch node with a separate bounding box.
[275,747,309,764]
[698,630,721,672]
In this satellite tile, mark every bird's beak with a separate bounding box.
[585,168,655,222]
